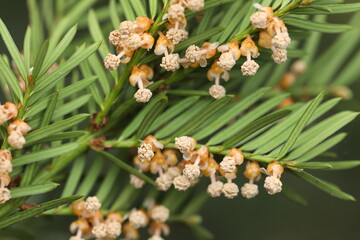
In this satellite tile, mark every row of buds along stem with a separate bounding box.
[251,3,291,64]
[133,136,285,199]
[69,196,171,240]
[70,196,122,240]
[154,0,204,72]
[129,203,170,240]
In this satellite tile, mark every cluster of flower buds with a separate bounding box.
[129,64,155,103]
[0,102,18,125]
[132,135,287,199]
[0,150,12,204]
[170,143,244,199]
[251,3,291,64]
[7,119,31,149]
[132,136,180,192]
[155,0,204,71]
[128,204,170,240]
[104,17,155,70]
[70,196,122,240]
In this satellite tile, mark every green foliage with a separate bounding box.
[0,0,359,238]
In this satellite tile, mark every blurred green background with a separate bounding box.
[0,1,360,240]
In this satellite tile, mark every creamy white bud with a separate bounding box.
[130,174,146,189]
[173,175,191,191]
[209,85,226,99]
[183,164,200,180]
[264,176,282,195]
[150,205,170,222]
[222,182,239,199]
[134,89,153,103]
[129,210,148,228]
[156,174,173,191]
[220,156,237,173]
[137,143,154,162]
[241,60,260,76]
[207,181,224,197]
[241,183,259,199]
[160,53,180,71]
[217,52,236,71]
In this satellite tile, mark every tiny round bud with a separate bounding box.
[241,60,260,76]
[264,176,282,195]
[185,45,202,63]
[109,30,122,46]
[134,88,153,103]
[241,183,259,199]
[138,142,154,162]
[156,174,173,191]
[126,34,143,50]
[291,60,307,75]
[168,4,185,23]
[160,53,180,71]
[85,196,101,213]
[92,223,108,239]
[183,164,200,180]
[209,85,226,99]
[222,182,239,199]
[173,175,191,191]
[250,6,273,29]
[186,0,204,11]
[106,221,122,238]
[104,54,120,70]
[272,48,287,64]
[119,21,137,36]
[130,174,146,189]
[166,28,188,45]
[7,131,26,149]
[150,205,170,222]
[174,136,196,153]
[129,210,149,228]
[220,156,237,173]
[166,166,181,179]
[207,181,224,197]
[272,33,291,49]
[217,52,236,71]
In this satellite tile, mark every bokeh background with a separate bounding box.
[0,1,359,240]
